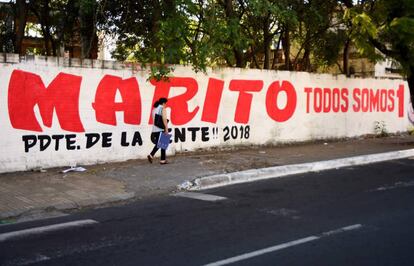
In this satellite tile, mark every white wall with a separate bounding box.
[375,59,403,79]
[0,60,411,173]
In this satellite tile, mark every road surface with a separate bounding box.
[1,158,413,265]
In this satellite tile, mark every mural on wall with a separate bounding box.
[8,69,302,153]
[0,64,410,172]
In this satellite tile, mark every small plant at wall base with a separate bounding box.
[374,121,388,137]
[407,126,414,136]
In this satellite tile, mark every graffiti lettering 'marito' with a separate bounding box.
[8,69,300,133]
[266,81,297,122]
[8,70,84,132]
[229,80,264,123]
[201,78,225,123]
[93,75,141,126]
[150,77,200,125]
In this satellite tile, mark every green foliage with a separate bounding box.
[0,2,14,53]
[345,0,414,74]
[148,64,175,82]
[0,0,103,57]
[408,126,414,136]
[345,0,414,107]
[344,8,382,61]
[3,0,413,99]
[314,30,347,68]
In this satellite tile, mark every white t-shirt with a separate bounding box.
[152,105,164,132]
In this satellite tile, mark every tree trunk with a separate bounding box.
[56,0,77,56]
[14,0,28,55]
[342,0,354,8]
[343,39,351,77]
[234,48,245,68]
[163,0,175,12]
[79,15,90,58]
[151,0,162,63]
[163,0,180,64]
[51,38,57,56]
[252,51,260,69]
[224,0,245,68]
[79,0,98,59]
[282,27,291,70]
[302,45,311,71]
[41,27,51,55]
[263,14,271,70]
[41,0,57,56]
[42,0,50,55]
[271,33,282,69]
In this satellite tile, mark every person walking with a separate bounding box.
[147,98,169,164]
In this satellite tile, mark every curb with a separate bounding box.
[186,149,414,191]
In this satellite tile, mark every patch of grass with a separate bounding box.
[408,126,414,136]
[0,218,17,225]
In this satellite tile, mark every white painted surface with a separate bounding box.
[173,192,227,201]
[204,224,362,266]
[371,181,414,192]
[375,59,402,79]
[0,60,412,172]
[7,254,51,266]
[0,219,98,242]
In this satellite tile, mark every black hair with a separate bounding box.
[153,97,168,108]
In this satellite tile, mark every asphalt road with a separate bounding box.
[1,158,414,266]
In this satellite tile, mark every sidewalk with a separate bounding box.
[1,135,414,222]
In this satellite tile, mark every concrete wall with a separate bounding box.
[375,59,403,79]
[0,55,412,173]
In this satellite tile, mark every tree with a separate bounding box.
[4,0,412,99]
[241,0,296,70]
[0,0,101,58]
[346,0,414,108]
[103,1,167,63]
[287,0,339,71]
[102,0,244,74]
[29,0,57,56]
[13,0,29,55]
[0,1,15,53]
[79,0,101,58]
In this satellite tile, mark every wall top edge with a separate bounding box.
[0,53,406,82]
